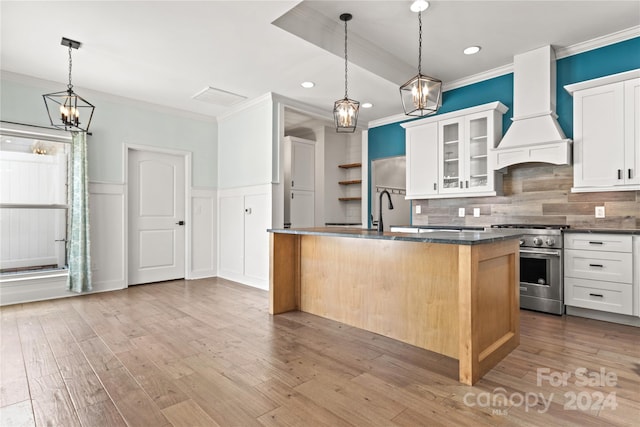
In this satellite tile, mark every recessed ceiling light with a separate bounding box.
[362,102,373,109]
[410,0,429,12]
[464,46,481,55]
[301,81,315,88]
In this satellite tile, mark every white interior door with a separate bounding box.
[128,149,185,285]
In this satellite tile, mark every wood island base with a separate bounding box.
[269,230,520,385]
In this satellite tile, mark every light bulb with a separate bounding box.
[410,0,429,13]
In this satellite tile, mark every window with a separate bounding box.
[0,126,71,276]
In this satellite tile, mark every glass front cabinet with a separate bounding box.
[402,102,508,199]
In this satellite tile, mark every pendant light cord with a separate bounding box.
[344,17,349,98]
[67,46,74,91]
[417,10,422,76]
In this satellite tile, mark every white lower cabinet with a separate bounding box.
[635,236,640,318]
[564,277,632,315]
[290,190,314,227]
[218,187,270,289]
[564,233,634,316]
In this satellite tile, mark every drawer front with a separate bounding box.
[564,233,632,252]
[564,249,633,283]
[565,277,633,315]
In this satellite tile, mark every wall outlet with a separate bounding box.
[415,205,421,214]
[473,208,480,217]
[458,208,465,217]
[595,206,605,218]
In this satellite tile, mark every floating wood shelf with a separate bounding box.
[338,197,362,201]
[338,162,362,169]
[338,179,362,185]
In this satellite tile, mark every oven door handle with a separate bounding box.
[519,248,561,256]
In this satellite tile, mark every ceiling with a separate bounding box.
[1,1,639,127]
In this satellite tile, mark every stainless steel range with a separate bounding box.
[492,224,569,315]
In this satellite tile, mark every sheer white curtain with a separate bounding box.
[67,131,92,292]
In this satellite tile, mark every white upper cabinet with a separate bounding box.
[624,78,640,186]
[405,122,438,198]
[565,70,640,192]
[401,101,507,199]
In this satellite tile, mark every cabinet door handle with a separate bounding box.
[466,180,469,188]
[433,183,437,191]
[617,169,622,179]
[589,293,604,298]
[291,193,294,199]
[629,169,633,179]
[459,181,463,188]
[292,180,294,187]
[588,241,603,245]
[589,264,604,268]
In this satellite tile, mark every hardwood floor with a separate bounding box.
[1,278,638,426]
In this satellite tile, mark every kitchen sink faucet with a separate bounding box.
[377,190,394,233]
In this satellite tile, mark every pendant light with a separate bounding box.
[43,37,95,132]
[333,13,359,133]
[400,0,442,117]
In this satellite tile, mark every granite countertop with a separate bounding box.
[564,228,640,235]
[390,224,486,231]
[268,227,523,245]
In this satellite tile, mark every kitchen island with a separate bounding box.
[268,227,521,385]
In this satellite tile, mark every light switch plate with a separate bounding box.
[595,206,605,218]
[473,208,480,217]
[458,208,465,217]
[416,205,421,214]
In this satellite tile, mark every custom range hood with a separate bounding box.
[492,46,571,169]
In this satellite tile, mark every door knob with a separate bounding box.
[176,221,185,226]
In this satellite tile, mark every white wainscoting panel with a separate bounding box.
[89,182,126,291]
[190,187,217,279]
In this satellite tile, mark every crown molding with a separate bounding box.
[368,27,640,129]
[555,25,640,59]
[443,63,514,92]
[271,93,333,123]
[368,113,413,129]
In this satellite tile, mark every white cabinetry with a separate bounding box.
[283,136,315,227]
[218,188,270,289]
[405,122,438,198]
[401,101,507,199]
[565,70,640,192]
[564,233,634,315]
[635,236,640,318]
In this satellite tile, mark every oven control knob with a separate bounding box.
[546,238,555,246]
[533,237,543,246]
[519,239,525,246]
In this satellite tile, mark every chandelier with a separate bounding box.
[333,13,360,133]
[43,37,95,132]
[400,1,442,117]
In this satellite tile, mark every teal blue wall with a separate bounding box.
[556,37,640,138]
[367,37,640,225]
